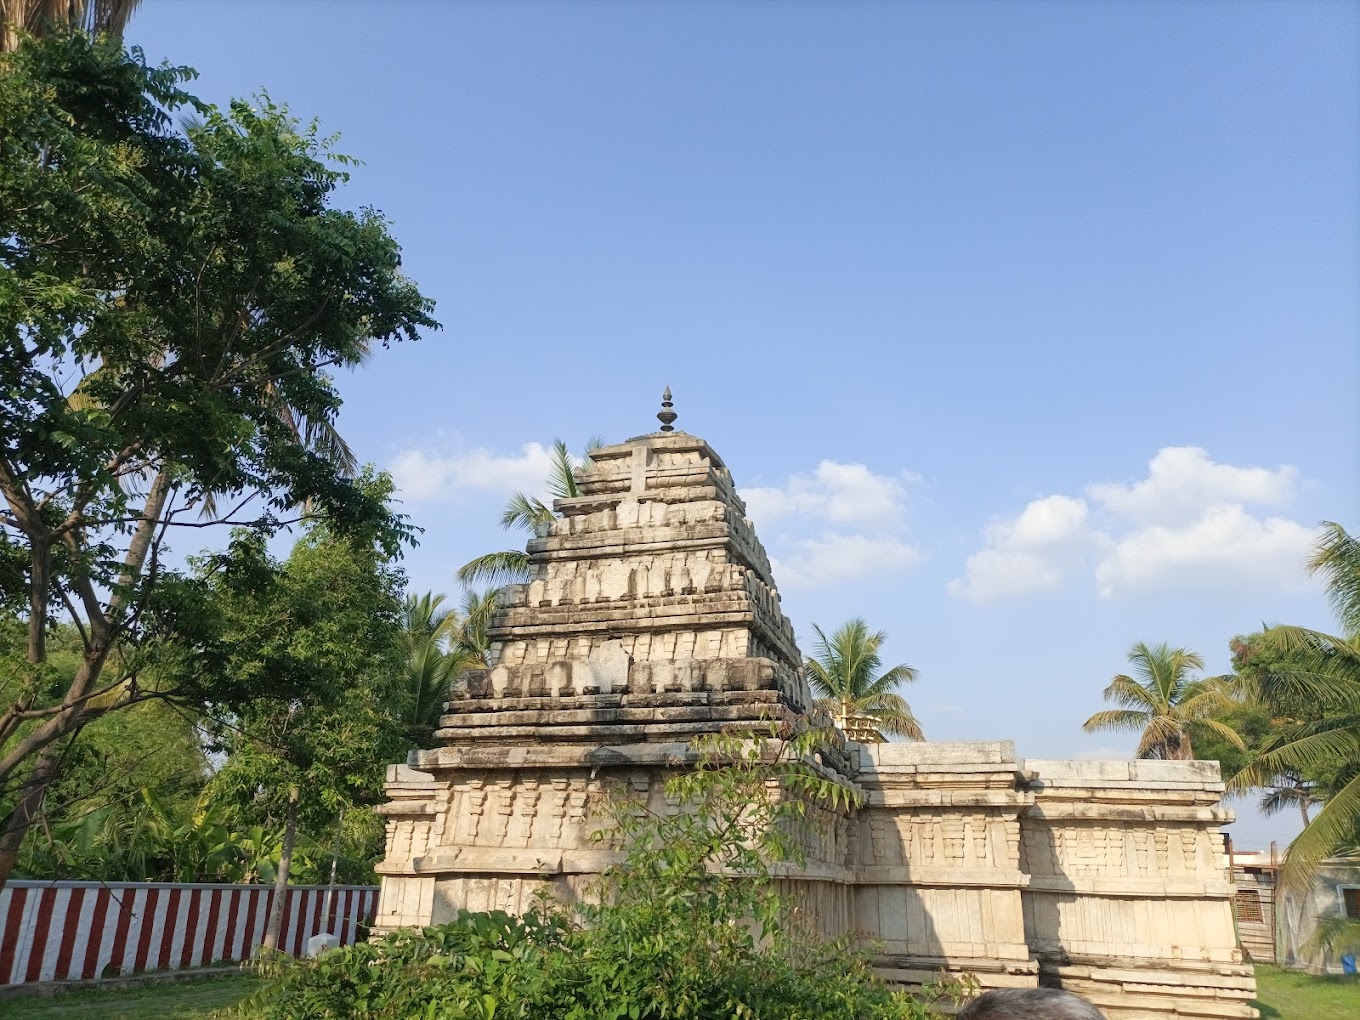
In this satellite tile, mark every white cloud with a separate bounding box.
[742,461,914,530]
[949,547,1073,603]
[948,495,1106,603]
[1094,505,1316,598]
[1087,446,1296,526]
[390,442,558,501]
[950,448,1316,603]
[740,460,923,590]
[771,534,921,589]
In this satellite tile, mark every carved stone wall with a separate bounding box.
[1020,760,1256,1019]
[852,742,1038,991]
[376,424,1256,1019]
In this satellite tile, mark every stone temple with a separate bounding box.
[376,401,1257,1020]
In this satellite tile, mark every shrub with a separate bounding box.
[236,726,950,1019]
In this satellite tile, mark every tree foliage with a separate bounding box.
[1228,523,1360,888]
[195,494,411,885]
[1082,642,1241,760]
[805,618,922,742]
[0,31,435,883]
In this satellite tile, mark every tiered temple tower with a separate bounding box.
[375,403,853,930]
[375,394,1256,1020]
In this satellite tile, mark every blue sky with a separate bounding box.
[128,2,1357,847]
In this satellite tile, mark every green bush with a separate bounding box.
[236,726,951,1019]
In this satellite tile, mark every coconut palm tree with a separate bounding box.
[1231,523,1360,888]
[2,0,141,51]
[805,619,922,743]
[402,589,499,746]
[458,438,601,587]
[1083,642,1243,760]
[402,592,461,745]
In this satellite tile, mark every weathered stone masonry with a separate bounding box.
[376,423,1256,1020]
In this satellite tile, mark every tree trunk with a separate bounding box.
[1299,798,1311,828]
[262,785,300,953]
[28,541,49,663]
[0,749,59,893]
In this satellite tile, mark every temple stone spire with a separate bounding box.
[657,386,677,431]
[437,427,811,746]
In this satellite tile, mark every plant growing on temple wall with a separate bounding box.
[806,618,923,742]
[0,30,436,889]
[237,725,951,1020]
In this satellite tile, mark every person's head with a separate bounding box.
[956,988,1107,1020]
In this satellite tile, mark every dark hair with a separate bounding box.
[956,988,1107,1020]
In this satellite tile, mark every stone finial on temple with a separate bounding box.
[657,386,677,431]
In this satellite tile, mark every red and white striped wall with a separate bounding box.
[0,881,378,986]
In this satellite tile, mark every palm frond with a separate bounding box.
[454,587,501,659]
[1138,714,1190,759]
[1308,522,1360,638]
[457,550,532,587]
[854,692,924,740]
[1258,783,1318,818]
[1082,709,1149,734]
[871,663,919,689]
[1302,913,1360,958]
[1193,717,1247,751]
[1248,722,1360,780]
[500,492,554,532]
[1101,674,1162,712]
[1281,771,1360,889]
[1175,679,1241,721]
[547,439,579,500]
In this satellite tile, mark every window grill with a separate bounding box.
[1235,889,1264,924]
[1344,887,1360,920]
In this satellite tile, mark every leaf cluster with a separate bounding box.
[194,507,412,840]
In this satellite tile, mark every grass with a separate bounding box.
[6,964,1353,1020]
[3,974,258,1020]
[1253,964,1360,1020]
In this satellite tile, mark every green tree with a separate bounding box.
[12,691,210,880]
[457,439,600,587]
[0,33,435,888]
[1,0,141,52]
[402,589,496,747]
[1231,523,1360,887]
[805,618,923,742]
[196,502,410,945]
[1082,642,1242,760]
[1193,632,1344,828]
